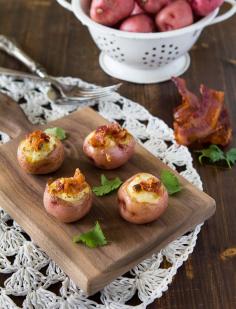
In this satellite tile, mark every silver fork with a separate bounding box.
[0,35,121,104]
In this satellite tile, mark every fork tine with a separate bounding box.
[57,91,116,105]
[77,87,119,99]
[78,83,122,96]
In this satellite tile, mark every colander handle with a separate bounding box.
[210,0,236,25]
[56,0,72,11]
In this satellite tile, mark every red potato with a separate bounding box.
[90,0,135,26]
[120,14,156,33]
[118,173,168,224]
[189,0,224,16]
[83,123,136,170]
[131,2,145,15]
[156,0,194,31]
[43,169,92,223]
[17,130,64,174]
[136,0,171,14]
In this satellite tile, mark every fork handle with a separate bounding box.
[0,35,48,79]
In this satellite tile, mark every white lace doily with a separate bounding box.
[0,74,203,309]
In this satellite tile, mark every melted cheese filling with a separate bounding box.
[55,186,90,202]
[127,173,160,203]
[89,131,131,148]
[21,135,57,162]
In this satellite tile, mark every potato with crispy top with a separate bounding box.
[83,123,136,170]
[118,173,168,224]
[17,130,64,174]
[43,169,92,223]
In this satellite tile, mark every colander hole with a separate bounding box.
[160,56,163,60]
[161,44,165,48]
[151,60,155,63]
[144,62,147,64]
[175,51,179,55]
[110,41,113,44]
[169,44,173,48]
[145,52,149,55]
[175,46,178,50]
[152,47,156,50]
[152,54,156,57]
[116,47,120,50]
[169,51,172,55]
[161,50,165,53]
[142,57,146,60]
[121,53,124,56]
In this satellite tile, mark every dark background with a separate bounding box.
[0,1,235,308]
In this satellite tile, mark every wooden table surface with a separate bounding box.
[0,0,235,308]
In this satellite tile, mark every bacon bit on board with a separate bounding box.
[27,130,50,151]
[133,177,161,194]
[90,123,129,147]
[172,77,232,147]
[49,168,87,195]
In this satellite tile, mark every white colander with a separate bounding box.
[56,0,236,84]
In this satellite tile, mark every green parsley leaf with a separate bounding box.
[195,145,225,165]
[72,222,107,248]
[225,148,236,168]
[44,127,66,140]
[160,170,181,195]
[92,174,122,196]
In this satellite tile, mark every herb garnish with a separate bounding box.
[44,127,66,140]
[160,170,181,195]
[72,222,107,248]
[195,145,236,168]
[92,174,122,196]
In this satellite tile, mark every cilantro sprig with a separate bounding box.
[195,145,236,168]
[160,170,181,195]
[92,175,122,196]
[44,127,66,140]
[73,222,107,248]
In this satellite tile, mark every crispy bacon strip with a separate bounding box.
[27,130,50,151]
[49,169,87,195]
[133,177,161,194]
[172,77,232,147]
[90,123,128,147]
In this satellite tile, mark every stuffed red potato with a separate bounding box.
[118,173,168,224]
[43,169,92,223]
[83,123,136,170]
[17,130,64,174]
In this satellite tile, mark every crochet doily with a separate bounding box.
[0,74,203,309]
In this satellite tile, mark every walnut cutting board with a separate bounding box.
[0,93,216,295]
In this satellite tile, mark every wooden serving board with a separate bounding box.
[0,93,216,295]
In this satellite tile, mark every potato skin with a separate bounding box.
[136,0,171,14]
[17,139,64,174]
[155,0,193,32]
[189,0,224,16]
[131,2,145,15]
[90,0,135,26]
[120,14,156,33]
[118,174,168,224]
[43,183,92,223]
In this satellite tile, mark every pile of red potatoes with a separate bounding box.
[90,0,224,32]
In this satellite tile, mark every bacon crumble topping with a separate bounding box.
[27,130,50,151]
[49,169,87,196]
[133,177,161,194]
[90,123,129,147]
